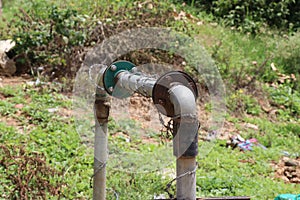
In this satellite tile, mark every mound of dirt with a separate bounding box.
[273,157,300,184]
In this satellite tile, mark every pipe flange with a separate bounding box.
[152,71,198,117]
[103,61,135,98]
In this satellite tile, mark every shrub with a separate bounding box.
[8,4,89,76]
[181,0,300,33]
[272,32,300,91]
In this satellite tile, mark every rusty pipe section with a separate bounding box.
[93,69,110,200]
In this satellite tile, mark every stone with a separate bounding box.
[0,40,15,52]
[0,40,16,75]
[0,53,16,75]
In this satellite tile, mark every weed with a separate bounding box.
[0,144,63,199]
[268,85,300,119]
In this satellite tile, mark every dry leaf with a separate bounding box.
[271,62,277,71]
[14,104,24,109]
[173,10,186,21]
[291,74,296,81]
[147,3,153,10]
[197,21,204,26]
[186,13,196,20]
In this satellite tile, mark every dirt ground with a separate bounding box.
[272,157,300,184]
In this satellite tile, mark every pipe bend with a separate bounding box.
[169,84,197,116]
[169,84,199,158]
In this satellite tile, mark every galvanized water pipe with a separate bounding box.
[169,84,199,200]
[95,61,199,200]
[116,71,156,97]
[93,69,110,200]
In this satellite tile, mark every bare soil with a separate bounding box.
[272,157,300,184]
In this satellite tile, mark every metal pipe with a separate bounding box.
[100,65,199,199]
[93,70,110,200]
[169,84,199,200]
[116,71,156,97]
[116,72,199,199]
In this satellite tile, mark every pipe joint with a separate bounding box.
[152,71,198,117]
[94,99,110,124]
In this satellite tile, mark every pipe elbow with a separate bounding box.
[169,84,199,158]
[169,84,197,116]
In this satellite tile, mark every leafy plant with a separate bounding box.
[269,85,300,118]
[180,0,300,33]
[9,4,89,76]
[227,90,262,116]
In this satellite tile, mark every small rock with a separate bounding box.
[147,3,153,10]
[197,21,204,26]
[244,123,259,130]
[252,61,258,65]
[282,176,290,183]
[210,22,218,27]
[47,108,59,113]
[285,160,298,167]
[0,40,15,52]
[154,194,167,199]
[271,62,277,71]
[14,104,24,109]
[26,81,35,86]
[0,52,16,75]
[0,40,16,75]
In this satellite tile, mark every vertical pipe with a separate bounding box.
[176,157,197,200]
[169,84,198,200]
[93,87,110,200]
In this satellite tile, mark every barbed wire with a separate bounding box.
[164,162,198,199]
[89,161,120,199]
[89,161,106,188]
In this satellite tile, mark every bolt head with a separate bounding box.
[110,65,117,71]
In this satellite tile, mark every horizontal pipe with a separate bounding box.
[116,71,156,97]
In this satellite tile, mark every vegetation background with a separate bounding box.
[0,0,299,199]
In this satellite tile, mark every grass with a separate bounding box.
[0,0,300,199]
[0,78,299,199]
[0,82,171,199]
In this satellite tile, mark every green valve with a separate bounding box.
[103,60,135,98]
